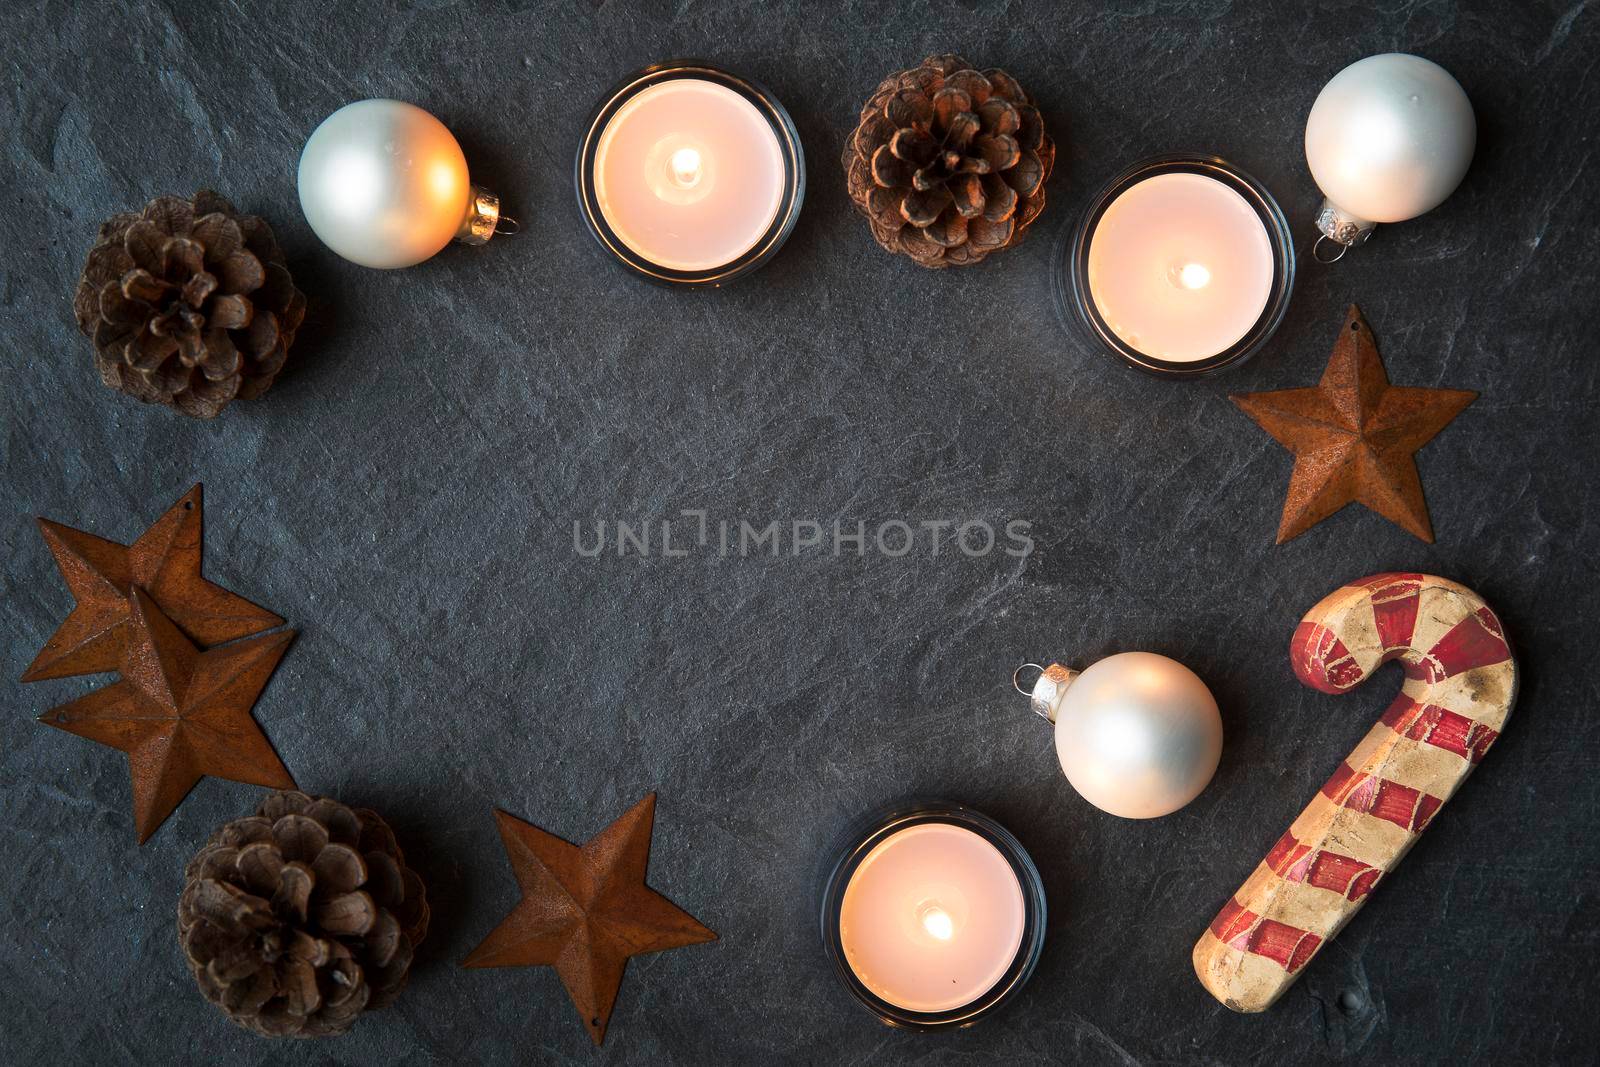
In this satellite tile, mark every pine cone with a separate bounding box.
[73,190,306,418]
[177,791,429,1038]
[843,55,1055,268]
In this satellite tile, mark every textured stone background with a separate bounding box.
[3,1,1597,1063]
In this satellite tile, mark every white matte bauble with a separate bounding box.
[1304,53,1475,252]
[298,99,499,269]
[1021,653,1223,819]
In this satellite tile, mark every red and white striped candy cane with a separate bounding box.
[1193,572,1516,1012]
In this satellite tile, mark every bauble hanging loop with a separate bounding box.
[1015,653,1223,819]
[1304,53,1475,260]
[298,99,508,269]
[1012,662,1078,723]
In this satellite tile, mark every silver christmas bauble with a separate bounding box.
[298,99,498,269]
[1304,53,1475,251]
[1023,653,1223,819]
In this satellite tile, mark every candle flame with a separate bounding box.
[669,147,703,189]
[920,906,954,941]
[1178,262,1212,290]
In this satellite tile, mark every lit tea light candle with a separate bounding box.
[821,805,1045,1029]
[1060,155,1295,376]
[841,823,1023,1012]
[1090,173,1272,362]
[576,63,805,286]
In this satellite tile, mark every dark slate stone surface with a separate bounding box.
[3,1,1597,1063]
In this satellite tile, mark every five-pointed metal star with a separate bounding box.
[1232,305,1476,544]
[462,794,717,1045]
[39,588,296,843]
[22,483,282,682]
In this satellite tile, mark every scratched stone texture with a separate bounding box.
[2,1,1597,1064]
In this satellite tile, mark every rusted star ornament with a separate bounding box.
[22,484,281,682]
[1232,305,1476,544]
[463,794,716,1045]
[39,588,296,843]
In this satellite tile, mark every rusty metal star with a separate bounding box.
[39,588,296,843]
[1232,305,1476,544]
[22,483,282,682]
[462,794,717,1045]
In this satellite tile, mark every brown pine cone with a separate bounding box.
[177,791,429,1038]
[73,190,306,418]
[843,55,1055,268]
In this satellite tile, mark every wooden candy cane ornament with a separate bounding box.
[1193,573,1516,1012]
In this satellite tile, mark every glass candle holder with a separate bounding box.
[575,60,805,287]
[1056,153,1294,377]
[819,801,1046,1030]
